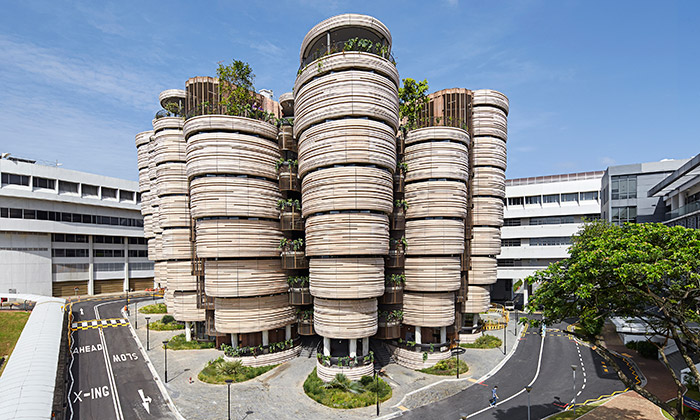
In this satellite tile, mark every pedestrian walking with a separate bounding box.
[489,385,498,407]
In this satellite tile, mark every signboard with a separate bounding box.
[451,347,465,356]
[683,396,700,413]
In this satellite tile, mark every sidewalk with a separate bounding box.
[129,301,522,419]
[579,391,667,420]
[600,322,678,402]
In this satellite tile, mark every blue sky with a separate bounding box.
[1,1,698,181]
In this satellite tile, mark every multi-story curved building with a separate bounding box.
[133,13,507,378]
[294,14,399,381]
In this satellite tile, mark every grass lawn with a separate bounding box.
[418,357,469,376]
[460,335,502,349]
[139,303,167,314]
[165,334,215,350]
[198,357,277,384]
[148,320,184,331]
[0,311,31,377]
[303,367,392,409]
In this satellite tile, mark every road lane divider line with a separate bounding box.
[95,302,124,420]
[121,306,186,420]
[463,326,546,419]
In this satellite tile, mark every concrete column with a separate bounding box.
[262,330,269,346]
[185,321,192,341]
[349,339,357,358]
[440,326,447,343]
[123,239,129,292]
[87,236,94,295]
[679,193,686,208]
[362,337,369,356]
[323,337,331,356]
[415,326,422,344]
[285,324,292,340]
[231,333,238,349]
[523,287,529,307]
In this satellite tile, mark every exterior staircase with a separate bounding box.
[370,338,394,368]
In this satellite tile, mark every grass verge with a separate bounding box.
[0,311,30,377]
[139,303,167,314]
[165,334,215,350]
[303,368,392,409]
[460,334,502,349]
[418,357,469,376]
[198,357,277,384]
[148,320,184,331]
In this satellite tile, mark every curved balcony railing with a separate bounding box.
[298,318,314,335]
[375,321,401,339]
[289,287,312,305]
[281,249,309,269]
[378,285,403,305]
[280,209,304,231]
[221,336,301,357]
[315,341,376,368]
[389,339,450,353]
[300,40,396,71]
[391,208,406,231]
[393,170,405,193]
[386,243,405,268]
[278,164,300,191]
[278,125,297,153]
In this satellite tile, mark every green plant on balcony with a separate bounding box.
[287,275,310,288]
[397,162,409,172]
[277,117,294,127]
[385,273,405,287]
[390,236,408,250]
[291,238,304,251]
[217,60,255,116]
[278,238,291,250]
[387,310,403,323]
[394,199,409,211]
[275,158,298,171]
[297,309,313,322]
[277,198,301,211]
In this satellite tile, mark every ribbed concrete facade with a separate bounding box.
[133,13,507,376]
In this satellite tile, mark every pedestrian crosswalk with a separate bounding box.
[71,318,129,331]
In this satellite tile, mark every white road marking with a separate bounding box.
[138,389,152,414]
[72,391,83,403]
[80,308,84,316]
[465,326,547,418]
[95,303,124,420]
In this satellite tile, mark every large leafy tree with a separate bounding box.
[398,78,429,130]
[217,60,256,116]
[527,221,700,419]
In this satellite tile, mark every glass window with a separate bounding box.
[611,176,637,199]
[58,180,79,194]
[543,194,560,204]
[102,187,117,199]
[507,197,523,206]
[529,237,572,246]
[9,208,22,218]
[23,209,36,219]
[33,177,55,189]
[612,206,636,224]
[504,218,521,227]
[581,191,599,201]
[501,239,521,247]
[561,193,578,202]
[525,195,541,205]
[2,173,30,186]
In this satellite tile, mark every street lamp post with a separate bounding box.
[125,288,129,315]
[571,365,577,416]
[503,319,507,355]
[375,367,380,416]
[514,309,518,336]
[525,386,532,420]
[225,379,233,420]
[455,339,461,379]
[163,340,169,383]
[133,300,138,329]
[145,316,151,350]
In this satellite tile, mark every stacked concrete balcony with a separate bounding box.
[294,13,398,381]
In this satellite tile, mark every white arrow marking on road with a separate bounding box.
[138,389,152,414]
[73,391,83,403]
[80,308,84,316]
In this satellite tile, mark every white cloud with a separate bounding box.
[0,35,161,110]
[599,156,616,166]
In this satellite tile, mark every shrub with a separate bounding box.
[139,303,167,314]
[161,315,175,324]
[461,334,502,349]
[419,357,469,376]
[303,368,391,409]
[166,334,215,350]
[198,357,277,384]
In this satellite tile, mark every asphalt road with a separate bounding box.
[400,321,634,419]
[67,297,176,420]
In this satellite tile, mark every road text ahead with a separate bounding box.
[72,344,103,354]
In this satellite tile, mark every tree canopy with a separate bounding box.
[527,221,700,419]
[217,59,256,116]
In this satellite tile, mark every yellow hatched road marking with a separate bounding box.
[397,406,408,411]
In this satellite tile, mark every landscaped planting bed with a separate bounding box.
[303,368,392,409]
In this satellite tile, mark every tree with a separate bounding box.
[527,220,700,419]
[398,78,429,130]
[217,60,256,116]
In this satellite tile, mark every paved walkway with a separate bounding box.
[601,322,678,401]
[129,300,522,419]
[579,391,667,420]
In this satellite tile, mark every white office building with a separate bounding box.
[495,171,604,304]
[0,156,153,297]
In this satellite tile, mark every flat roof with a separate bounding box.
[648,153,700,197]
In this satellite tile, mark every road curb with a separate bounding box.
[121,302,186,420]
